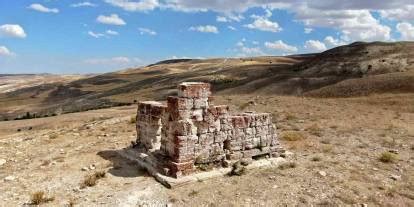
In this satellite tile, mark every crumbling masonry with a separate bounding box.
[135,82,283,178]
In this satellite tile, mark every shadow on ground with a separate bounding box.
[98,149,149,178]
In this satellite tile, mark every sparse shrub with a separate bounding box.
[285,113,297,121]
[81,171,106,188]
[321,145,333,153]
[30,191,55,205]
[230,161,246,176]
[210,75,237,84]
[320,138,331,144]
[129,116,137,124]
[239,102,251,110]
[307,124,323,137]
[281,131,305,141]
[188,190,199,197]
[278,162,297,170]
[67,198,76,207]
[379,151,397,163]
[49,133,58,139]
[311,156,322,162]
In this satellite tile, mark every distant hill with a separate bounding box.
[1,41,413,120]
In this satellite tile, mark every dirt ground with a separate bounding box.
[0,94,413,206]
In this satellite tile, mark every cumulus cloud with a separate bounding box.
[0,46,14,57]
[28,3,59,13]
[104,0,159,12]
[189,25,219,33]
[71,2,97,7]
[159,1,404,42]
[227,26,237,31]
[324,36,347,47]
[380,5,414,21]
[265,40,298,53]
[304,40,327,52]
[396,22,414,40]
[139,27,157,35]
[0,24,27,38]
[244,10,281,33]
[88,31,105,38]
[97,14,126,25]
[304,28,313,34]
[216,13,244,22]
[106,30,119,35]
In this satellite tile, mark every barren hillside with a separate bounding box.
[1,41,413,120]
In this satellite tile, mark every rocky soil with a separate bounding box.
[0,94,413,206]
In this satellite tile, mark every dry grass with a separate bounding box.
[307,124,323,137]
[379,151,397,163]
[129,116,137,124]
[278,162,297,170]
[81,171,106,188]
[281,131,305,141]
[30,191,55,205]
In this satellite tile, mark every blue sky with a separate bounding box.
[0,0,413,74]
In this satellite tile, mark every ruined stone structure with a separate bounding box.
[135,82,282,178]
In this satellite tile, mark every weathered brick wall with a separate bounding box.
[136,82,281,178]
[136,101,166,151]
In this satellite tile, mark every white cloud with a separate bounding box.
[295,8,391,41]
[244,11,281,33]
[265,40,298,53]
[0,24,27,38]
[88,31,105,38]
[159,1,400,42]
[304,40,327,52]
[97,14,126,25]
[396,22,414,40]
[84,56,141,65]
[71,2,97,7]
[216,13,244,22]
[380,5,414,21]
[189,25,219,33]
[138,27,157,35]
[304,28,313,34]
[324,36,346,47]
[0,46,14,57]
[227,26,237,31]
[106,30,119,35]
[104,0,159,12]
[28,3,59,13]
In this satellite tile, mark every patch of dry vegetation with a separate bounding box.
[378,151,397,163]
[30,191,55,205]
[281,131,305,141]
[81,171,106,188]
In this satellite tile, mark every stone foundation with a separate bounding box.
[135,82,283,178]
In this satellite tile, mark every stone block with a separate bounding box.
[193,97,209,109]
[167,161,195,178]
[167,96,193,110]
[178,82,211,98]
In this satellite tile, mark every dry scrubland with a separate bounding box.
[0,94,413,206]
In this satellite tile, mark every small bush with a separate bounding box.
[81,171,106,188]
[188,190,199,197]
[311,156,322,162]
[285,113,297,121]
[230,161,246,176]
[307,124,323,137]
[30,191,54,205]
[49,133,59,139]
[129,116,137,124]
[278,162,297,170]
[379,152,397,163]
[281,131,305,141]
